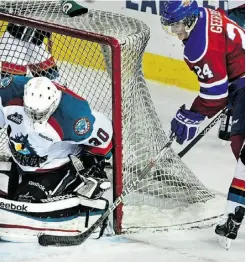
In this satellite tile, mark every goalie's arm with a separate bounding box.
[80,110,113,158]
[68,110,113,199]
[0,76,32,128]
[68,109,113,158]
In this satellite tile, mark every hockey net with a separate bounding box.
[0,0,224,234]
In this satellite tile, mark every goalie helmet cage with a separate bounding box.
[0,0,224,234]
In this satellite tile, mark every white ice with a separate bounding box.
[0,80,244,262]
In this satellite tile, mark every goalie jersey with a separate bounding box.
[0,76,113,172]
[183,7,245,118]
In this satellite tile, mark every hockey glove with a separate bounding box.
[171,105,205,145]
[217,109,232,141]
[61,0,88,17]
[77,164,111,199]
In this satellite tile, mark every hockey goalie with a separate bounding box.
[0,75,113,242]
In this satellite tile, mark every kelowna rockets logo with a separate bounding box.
[10,134,36,155]
[9,133,47,167]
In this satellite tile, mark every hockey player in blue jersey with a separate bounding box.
[217,2,245,142]
[0,75,113,242]
[160,0,245,248]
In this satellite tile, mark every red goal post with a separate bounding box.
[0,8,124,232]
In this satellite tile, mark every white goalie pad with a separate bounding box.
[0,196,108,242]
[0,161,12,196]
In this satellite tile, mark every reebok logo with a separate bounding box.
[28,181,46,192]
[0,201,28,212]
[38,133,53,142]
[41,194,74,203]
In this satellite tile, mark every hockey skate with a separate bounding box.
[215,206,245,250]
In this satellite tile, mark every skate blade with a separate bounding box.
[217,236,232,250]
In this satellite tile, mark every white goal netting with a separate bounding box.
[0,0,224,233]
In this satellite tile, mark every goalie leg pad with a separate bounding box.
[13,164,81,202]
[0,196,108,242]
[0,161,18,198]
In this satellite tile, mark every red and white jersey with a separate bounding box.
[183,7,245,117]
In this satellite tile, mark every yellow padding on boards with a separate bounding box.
[143,53,199,91]
[50,34,105,71]
[0,21,8,35]
[0,20,199,91]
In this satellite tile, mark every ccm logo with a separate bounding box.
[177,113,202,125]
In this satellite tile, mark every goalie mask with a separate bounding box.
[24,77,62,124]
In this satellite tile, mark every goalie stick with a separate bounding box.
[178,108,227,158]
[38,136,175,246]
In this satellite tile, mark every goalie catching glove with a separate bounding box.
[75,157,111,199]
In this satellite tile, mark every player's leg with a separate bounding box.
[13,164,73,202]
[229,86,245,160]
[215,144,245,240]
[215,84,245,244]
[13,156,111,202]
[230,134,245,160]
